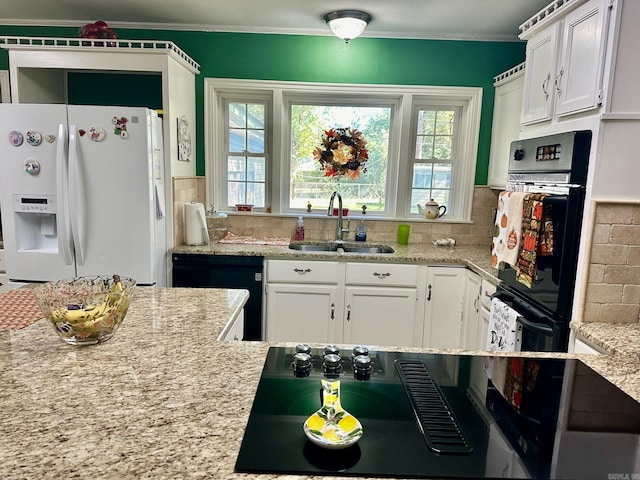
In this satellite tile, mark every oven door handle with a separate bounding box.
[516,316,554,336]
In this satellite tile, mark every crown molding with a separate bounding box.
[0,18,523,42]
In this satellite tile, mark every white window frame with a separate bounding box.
[205,78,482,221]
[407,101,464,217]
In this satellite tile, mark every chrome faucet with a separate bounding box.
[327,191,349,242]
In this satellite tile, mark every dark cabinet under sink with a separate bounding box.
[172,253,264,340]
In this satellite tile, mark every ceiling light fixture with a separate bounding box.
[323,10,372,43]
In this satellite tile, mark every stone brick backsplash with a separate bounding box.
[172,176,206,247]
[203,186,499,246]
[584,203,640,323]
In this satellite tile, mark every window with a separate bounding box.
[288,101,393,213]
[226,101,267,207]
[206,79,482,220]
[410,107,460,215]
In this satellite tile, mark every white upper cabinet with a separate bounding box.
[521,23,561,124]
[520,0,612,125]
[555,0,610,116]
[488,63,525,188]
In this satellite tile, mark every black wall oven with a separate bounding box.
[495,130,592,352]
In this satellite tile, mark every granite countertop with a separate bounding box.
[570,320,640,356]
[173,241,499,283]
[2,285,640,480]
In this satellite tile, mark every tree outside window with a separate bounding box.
[289,104,391,212]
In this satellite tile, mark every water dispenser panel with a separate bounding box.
[13,194,56,214]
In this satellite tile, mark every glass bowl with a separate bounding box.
[33,275,136,346]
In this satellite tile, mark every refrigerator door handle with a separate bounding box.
[68,124,86,266]
[56,123,74,266]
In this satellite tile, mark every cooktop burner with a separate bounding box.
[235,347,640,479]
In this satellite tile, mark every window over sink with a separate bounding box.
[205,79,482,220]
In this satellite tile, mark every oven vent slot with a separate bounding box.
[395,360,473,455]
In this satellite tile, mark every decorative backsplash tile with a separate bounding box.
[584,203,640,323]
[172,176,206,247]
[171,181,498,247]
[199,186,499,247]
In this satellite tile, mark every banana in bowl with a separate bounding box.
[33,275,136,346]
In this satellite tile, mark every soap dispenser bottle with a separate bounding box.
[355,217,367,242]
[295,216,305,241]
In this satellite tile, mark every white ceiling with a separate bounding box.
[0,0,551,41]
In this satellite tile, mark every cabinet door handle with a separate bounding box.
[347,304,351,321]
[555,67,564,98]
[427,284,432,301]
[293,268,312,273]
[331,302,335,320]
[542,72,550,100]
[373,272,391,278]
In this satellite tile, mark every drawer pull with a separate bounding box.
[373,272,391,278]
[427,284,432,301]
[331,302,335,320]
[293,268,312,274]
[347,304,351,321]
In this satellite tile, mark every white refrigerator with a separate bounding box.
[0,104,167,286]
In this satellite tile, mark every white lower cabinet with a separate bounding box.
[343,262,421,347]
[265,259,343,343]
[219,310,245,341]
[462,269,483,350]
[265,259,487,350]
[423,266,466,349]
[265,259,421,346]
[572,336,605,355]
[266,283,342,343]
[343,286,419,347]
[463,271,498,352]
[478,278,497,351]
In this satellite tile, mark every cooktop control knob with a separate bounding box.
[295,343,311,355]
[324,344,340,356]
[352,345,369,358]
[322,353,342,377]
[353,354,372,380]
[292,352,312,377]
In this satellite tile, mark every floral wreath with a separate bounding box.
[313,127,368,180]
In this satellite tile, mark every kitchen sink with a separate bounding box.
[288,242,394,254]
[342,245,395,254]
[288,243,337,252]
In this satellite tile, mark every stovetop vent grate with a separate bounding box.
[395,360,473,455]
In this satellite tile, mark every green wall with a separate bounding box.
[67,72,163,109]
[0,25,526,182]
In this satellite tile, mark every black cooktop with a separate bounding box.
[235,347,640,479]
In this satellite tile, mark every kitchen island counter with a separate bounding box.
[1,286,639,480]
